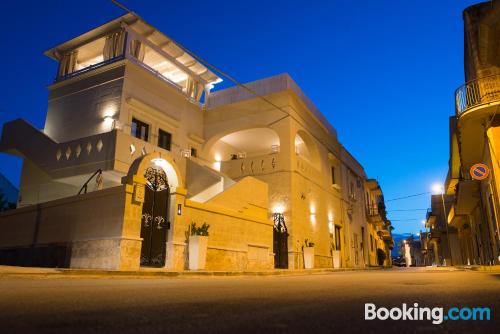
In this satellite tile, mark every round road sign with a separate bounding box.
[470,163,489,180]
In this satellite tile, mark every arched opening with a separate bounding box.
[209,128,280,162]
[124,152,183,268]
[294,130,320,167]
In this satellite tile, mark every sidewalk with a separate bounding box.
[0,265,387,279]
[456,264,500,272]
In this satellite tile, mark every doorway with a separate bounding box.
[140,167,170,267]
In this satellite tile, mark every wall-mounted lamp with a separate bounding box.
[177,204,182,216]
[103,116,116,129]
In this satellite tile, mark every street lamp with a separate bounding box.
[432,183,453,266]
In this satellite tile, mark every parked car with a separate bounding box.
[392,256,406,267]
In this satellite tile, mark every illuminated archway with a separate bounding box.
[124,151,183,190]
[294,130,320,167]
[206,127,281,162]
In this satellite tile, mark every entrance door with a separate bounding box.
[140,167,170,267]
[273,213,288,269]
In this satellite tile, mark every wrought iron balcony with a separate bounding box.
[455,74,500,116]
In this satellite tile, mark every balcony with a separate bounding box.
[220,153,280,179]
[366,204,386,227]
[455,74,500,116]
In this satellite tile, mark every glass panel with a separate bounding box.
[158,129,172,151]
[132,118,149,141]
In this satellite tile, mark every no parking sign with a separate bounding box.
[470,163,490,180]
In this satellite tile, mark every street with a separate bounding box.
[0,268,498,333]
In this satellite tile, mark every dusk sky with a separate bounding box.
[0,0,480,235]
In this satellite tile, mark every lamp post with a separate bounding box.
[432,184,453,266]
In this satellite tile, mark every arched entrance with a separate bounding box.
[140,166,170,267]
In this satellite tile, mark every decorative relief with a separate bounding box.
[96,139,103,152]
[75,145,82,158]
[65,147,71,160]
[86,142,92,155]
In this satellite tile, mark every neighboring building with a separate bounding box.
[0,13,391,271]
[364,179,393,266]
[425,195,462,266]
[419,231,432,266]
[0,173,18,208]
[399,235,425,267]
[444,0,500,266]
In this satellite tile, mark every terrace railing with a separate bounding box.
[455,74,500,116]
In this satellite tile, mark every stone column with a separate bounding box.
[165,186,187,270]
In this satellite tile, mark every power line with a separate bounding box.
[385,192,431,202]
[387,209,428,212]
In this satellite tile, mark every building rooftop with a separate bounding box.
[44,13,221,85]
[207,73,338,138]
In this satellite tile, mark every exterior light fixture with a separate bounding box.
[328,213,334,233]
[273,204,285,214]
[213,154,222,171]
[103,116,115,129]
[129,144,136,155]
[177,203,182,215]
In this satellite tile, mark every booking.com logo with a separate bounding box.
[365,303,491,324]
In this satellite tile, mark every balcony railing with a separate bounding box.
[455,74,500,115]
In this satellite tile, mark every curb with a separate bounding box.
[456,265,500,272]
[0,266,388,279]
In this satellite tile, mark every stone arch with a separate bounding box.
[202,127,281,162]
[123,151,183,190]
[294,129,320,168]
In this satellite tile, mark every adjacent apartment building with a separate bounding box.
[428,1,500,266]
[0,13,392,271]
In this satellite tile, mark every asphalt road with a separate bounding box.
[0,268,498,334]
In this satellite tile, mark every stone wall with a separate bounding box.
[0,186,136,270]
[168,176,274,271]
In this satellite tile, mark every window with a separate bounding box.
[334,226,342,251]
[131,118,149,141]
[331,166,336,185]
[158,129,172,151]
[190,147,198,158]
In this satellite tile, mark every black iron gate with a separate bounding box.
[140,167,170,267]
[273,213,288,269]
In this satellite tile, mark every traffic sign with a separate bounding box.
[470,163,489,180]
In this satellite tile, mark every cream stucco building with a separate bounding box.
[0,13,392,271]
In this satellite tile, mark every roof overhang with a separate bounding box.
[44,13,221,85]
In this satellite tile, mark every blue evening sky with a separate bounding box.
[0,0,480,235]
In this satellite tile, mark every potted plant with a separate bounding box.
[303,239,315,269]
[188,222,210,270]
[330,242,341,269]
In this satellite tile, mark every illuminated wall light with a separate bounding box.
[177,204,182,215]
[103,116,115,129]
[213,153,222,171]
[328,212,334,233]
[309,204,316,225]
[310,213,316,225]
[273,204,285,214]
[129,144,136,155]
